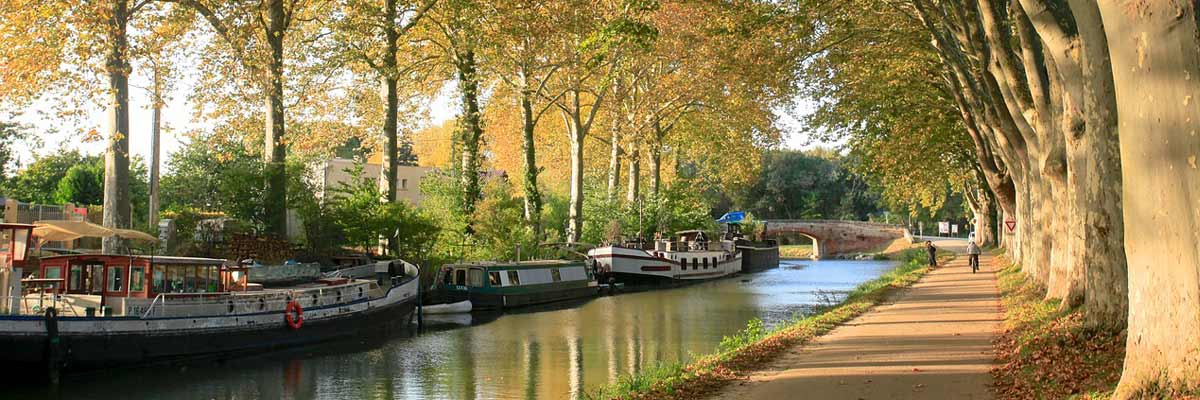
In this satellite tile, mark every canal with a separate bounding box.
[24,259,898,400]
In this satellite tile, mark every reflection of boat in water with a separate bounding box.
[0,222,421,378]
[589,230,742,286]
[430,259,599,310]
[423,300,472,314]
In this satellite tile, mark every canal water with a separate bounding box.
[24,259,897,400]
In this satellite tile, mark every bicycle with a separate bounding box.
[969,254,980,273]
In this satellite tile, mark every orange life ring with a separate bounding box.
[284,300,303,330]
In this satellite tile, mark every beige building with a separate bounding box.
[309,156,431,206]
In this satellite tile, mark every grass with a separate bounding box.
[778,244,812,258]
[991,256,1125,400]
[584,247,938,400]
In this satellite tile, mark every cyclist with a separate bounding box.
[967,240,982,273]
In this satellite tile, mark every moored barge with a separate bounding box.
[0,223,420,377]
[589,230,742,286]
[431,259,599,310]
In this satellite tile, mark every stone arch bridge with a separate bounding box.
[762,220,911,260]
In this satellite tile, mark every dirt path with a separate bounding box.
[712,238,1000,400]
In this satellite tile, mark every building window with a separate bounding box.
[508,270,521,285]
[401,179,408,190]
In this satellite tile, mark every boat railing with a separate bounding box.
[133,280,379,319]
[141,293,166,319]
[2,294,82,317]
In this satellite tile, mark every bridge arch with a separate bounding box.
[762,220,908,260]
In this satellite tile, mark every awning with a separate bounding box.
[33,220,158,243]
[716,211,746,224]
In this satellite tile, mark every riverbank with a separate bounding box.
[991,258,1124,399]
[585,248,938,400]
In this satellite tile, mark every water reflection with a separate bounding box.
[22,259,895,400]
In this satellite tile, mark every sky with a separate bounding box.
[11,71,831,173]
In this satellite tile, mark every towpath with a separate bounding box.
[712,238,1000,400]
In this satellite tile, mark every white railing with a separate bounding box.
[141,293,166,319]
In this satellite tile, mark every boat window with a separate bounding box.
[152,266,165,293]
[206,265,219,292]
[508,270,521,285]
[454,269,467,286]
[681,258,688,269]
[130,266,145,292]
[712,257,718,268]
[171,266,184,291]
[107,266,125,292]
[488,271,502,286]
[551,269,562,282]
[468,269,485,287]
[69,266,82,291]
[692,258,699,270]
[702,258,708,269]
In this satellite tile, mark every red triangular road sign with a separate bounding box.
[1005,220,1017,232]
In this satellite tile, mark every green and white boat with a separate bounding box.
[431,260,599,310]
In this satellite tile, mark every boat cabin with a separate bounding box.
[37,255,232,299]
[437,260,593,289]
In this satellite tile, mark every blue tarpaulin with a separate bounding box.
[716,211,746,224]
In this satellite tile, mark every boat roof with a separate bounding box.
[444,259,583,269]
[38,254,227,265]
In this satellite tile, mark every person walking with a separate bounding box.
[925,241,938,267]
[967,240,982,273]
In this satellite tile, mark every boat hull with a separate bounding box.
[590,246,741,286]
[0,284,417,379]
[738,241,780,273]
[467,285,597,310]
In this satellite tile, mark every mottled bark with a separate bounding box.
[607,122,620,201]
[456,51,483,216]
[564,107,584,243]
[380,0,400,204]
[649,121,664,196]
[625,138,639,203]
[1096,0,1200,395]
[1066,0,1125,331]
[262,0,288,238]
[102,0,131,253]
[149,71,162,232]
[520,90,542,235]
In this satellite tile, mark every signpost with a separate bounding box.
[938,222,950,235]
[1005,218,1017,233]
[951,224,959,235]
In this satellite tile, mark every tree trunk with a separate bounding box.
[457,51,483,216]
[102,0,131,253]
[649,120,664,197]
[1097,1,1200,395]
[520,89,542,235]
[607,122,620,202]
[381,0,400,204]
[1067,0,1126,331]
[626,138,639,204]
[262,0,288,238]
[565,107,584,243]
[149,73,161,232]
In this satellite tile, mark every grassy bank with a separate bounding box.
[778,244,813,258]
[585,248,937,400]
[991,258,1124,399]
